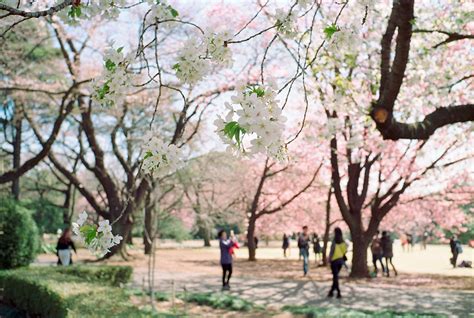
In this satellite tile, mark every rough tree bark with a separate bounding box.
[11,110,22,200]
[247,216,257,261]
[322,185,332,266]
[370,0,474,140]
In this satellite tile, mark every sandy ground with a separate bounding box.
[36,241,474,317]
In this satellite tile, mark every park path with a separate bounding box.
[138,272,474,317]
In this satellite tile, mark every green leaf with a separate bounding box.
[323,24,339,39]
[370,83,378,95]
[116,47,124,53]
[144,151,153,160]
[80,225,97,245]
[67,6,82,19]
[222,121,246,148]
[409,18,417,26]
[168,6,179,18]
[172,63,181,71]
[105,59,116,71]
[96,82,110,100]
[344,54,357,68]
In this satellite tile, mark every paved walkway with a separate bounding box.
[146,274,474,317]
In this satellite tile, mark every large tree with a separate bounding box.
[370,0,474,140]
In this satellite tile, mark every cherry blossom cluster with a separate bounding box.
[57,0,126,25]
[92,46,135,107]
[173,31,233,84]
[147,0,179,24]
[275,9,298,39]
[72,211,123,257]
[215,82,288,160]
[141,135,184,177]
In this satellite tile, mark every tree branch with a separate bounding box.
[0,1,72,18]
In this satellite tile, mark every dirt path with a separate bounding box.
[36,242,474,317]
[148,274,473,317]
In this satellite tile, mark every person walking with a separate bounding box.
[327,227,347,299]
[371,231,385,276]
[381,231,397,277]
[298,226,311,276]
[296,232,302,260]
[56,228,77,266]
[219,230,236,290]
[312,233,322,264]
[449,236,462,268]
[282,233,290,258]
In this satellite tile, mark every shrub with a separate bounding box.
[24,198,65,235]
[0,266,149,318]
[0,270,67,318]
[157,215,191,241]
[0,197,40,269]
[55,265,132,286]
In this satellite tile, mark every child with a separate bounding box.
[228,230,240,258]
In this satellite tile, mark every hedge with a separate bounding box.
[0,197,40,269]
[55,265,132,286]
[0,265,144,318]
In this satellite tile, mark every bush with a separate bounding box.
[0,266,152,318]
[157,216,191,241]
[0,270,67,317]
[0,197,40,269]
[24,198,65,235]
[55,265,132,286]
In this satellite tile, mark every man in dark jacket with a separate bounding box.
[449,236,462,268]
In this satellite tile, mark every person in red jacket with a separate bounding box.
[228,230,240,257]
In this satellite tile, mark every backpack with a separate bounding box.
[455,242,463,254]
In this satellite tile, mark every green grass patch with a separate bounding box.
[179,292,261,312]
[125,288,170,301]
[283,305,447,318]
[0,265,170,318]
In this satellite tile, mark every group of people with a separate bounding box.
[282,231,323,262]
[219,226,348,298]
[295,226,352,298]
[370,230,397,277]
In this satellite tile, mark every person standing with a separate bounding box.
[421,232,428,250]
[298,226,311,276]
[327,227,347,299]
[449,236,462,268]
[371,231,385,276]
[56,228,77,266]
[381,231,397,277]
[282,233,290,258]
[219,230,236,290]
[312,233,322,264]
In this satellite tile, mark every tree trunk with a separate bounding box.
[11,115,22,200]
[144,203,154,255]
[62,183,73,226]
[350,231,370,278]
[105,203,134,258]
[202,228,211,247]
[322,216,330,266]
[247,217,256,261]
[322,186,332,266]
[108,220,133,258]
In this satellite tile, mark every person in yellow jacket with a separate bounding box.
[327,227,347,299]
